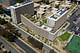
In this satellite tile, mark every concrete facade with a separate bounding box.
[10,1,34,24]
[47,10,68,30]
[54,12,68,30]
[21,15,56,41]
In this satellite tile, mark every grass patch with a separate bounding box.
[59,32,71,41]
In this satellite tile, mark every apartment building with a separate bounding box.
[10,1,34,24]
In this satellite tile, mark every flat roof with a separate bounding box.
[41,25,52,32]
[47,9,68,21]
[10,1,33,9]
[34,3,40,8]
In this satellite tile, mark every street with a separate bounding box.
[14,38,36,53]
[67,8,80,34]
[0,37,19,53]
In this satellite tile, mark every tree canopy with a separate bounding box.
[16,0,26,3]
[0,5,3,14]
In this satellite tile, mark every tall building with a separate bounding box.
[10,1,34,24]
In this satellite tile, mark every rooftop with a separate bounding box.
[47,9,68,21]
[10,1,33,9]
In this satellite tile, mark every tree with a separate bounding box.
[28,37,43,50]
[16,0,26,3]
[3,32,16,42]
[25,14,32,19]
[55,5,59,8]
[40,21,44,26]
[43,19,47,23]
[49,49,56,53]
[5,23,15,30]
[0,19,5,25]
[0,5,3,14]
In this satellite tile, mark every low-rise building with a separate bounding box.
[47,9,68,30]
[21,14,56,41]
[20,8,69,41]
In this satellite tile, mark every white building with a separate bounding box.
[10,1,34,24]
[47,9,68,29]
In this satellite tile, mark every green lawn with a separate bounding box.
[66,35,80,53]
[59,32,71,41]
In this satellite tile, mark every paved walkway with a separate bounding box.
[0,37,19,53]
[52,39,67,53]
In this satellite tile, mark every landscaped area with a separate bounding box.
[59,32,71,41]
[66,35,80,53]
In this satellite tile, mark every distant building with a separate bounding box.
[0,0,16,8]
[3,8,11,16]
[10,1,34,24]
[68,0,80,4]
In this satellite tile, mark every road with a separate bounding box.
[67,8,80,33]
[0,24,36,53]
[0,37,19,53]
[14,38,36,53]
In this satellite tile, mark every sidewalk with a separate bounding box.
[0,37,20,53]
[18,37,40,53]
[12,42,26,53]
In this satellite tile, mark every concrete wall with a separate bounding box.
[11,2,34,24]
[21,15,56,41]
[54,11,68,30]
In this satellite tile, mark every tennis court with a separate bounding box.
[66,35,80,53]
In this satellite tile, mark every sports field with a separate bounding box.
[66,35,80,53]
